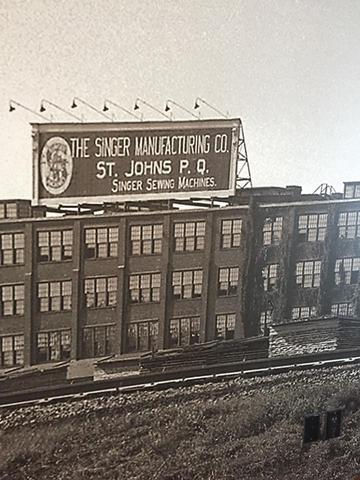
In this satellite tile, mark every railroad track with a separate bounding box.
[2,349,360,410]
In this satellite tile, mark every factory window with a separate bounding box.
[82,325,116,358]
[84,226,118,259]
[37,229,73,262]
[334,258,360,285]
[0,203,18,219]
[130,224,163,255]
[169,316,200,347]
[0,232,24,265]
[221,219,242,249]
[331,303,354,317]
[295,260,321,288]
[298,213,328,242]
[36,330,71,363]
[260,310,273,333]
[0,335,24,367]
[263,264,279,291]
[0,284,24,316]
[172,269,203,299]
[216,313,235,340]
[218,267,239,296]
[126,320,158,352]
[291,306,316,320]
[6,203,17,218]
[84,276,117,308]
[337,211,360,239]
[174,221,206,252]
[129,272,161,303]
[37,280,72,312]
[263,217,283,245]
[344,184,360,199]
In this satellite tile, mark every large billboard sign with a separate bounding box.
[32,119,240,205]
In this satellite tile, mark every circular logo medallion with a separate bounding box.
[40,137,73,195]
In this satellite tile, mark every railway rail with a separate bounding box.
[2,347,360,410]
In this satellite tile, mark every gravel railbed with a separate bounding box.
[1,363,360,432]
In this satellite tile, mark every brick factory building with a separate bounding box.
[1,181,360,368]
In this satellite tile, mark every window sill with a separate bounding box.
[84,257,118,261]
[173,249,205,254]
[128,301,161,306]
[37,310,72,315]
[337,237,360,241]
[171,296,202,301]
[85,306,117,310]
[296,240,324,245]
[130,253,163,257]
[0,263,25,268]
[295,286,320,290]
[37,259,73,265]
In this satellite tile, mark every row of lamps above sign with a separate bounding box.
[8,98,228,122]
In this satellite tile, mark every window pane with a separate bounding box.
[127,324,137,352]
[170,320,179,347]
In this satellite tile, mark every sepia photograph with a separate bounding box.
[1,1,360,478]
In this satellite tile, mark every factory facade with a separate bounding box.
[1,182,360,368]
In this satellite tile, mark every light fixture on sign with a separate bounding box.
[103,99,143,121]
[70,97,113,121]
[194,97,228,118]
[134,98,172,120]
[40,99,83,122]
[9,99,53,121]
[165,99,200,119]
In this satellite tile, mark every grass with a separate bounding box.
[1,366,360,479]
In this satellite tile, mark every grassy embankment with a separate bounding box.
[2,365,360,479]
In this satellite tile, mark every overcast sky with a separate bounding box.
[1,0,360,199]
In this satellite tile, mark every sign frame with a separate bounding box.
[32,118,240,206]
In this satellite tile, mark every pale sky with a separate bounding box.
[1,0,360,199]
